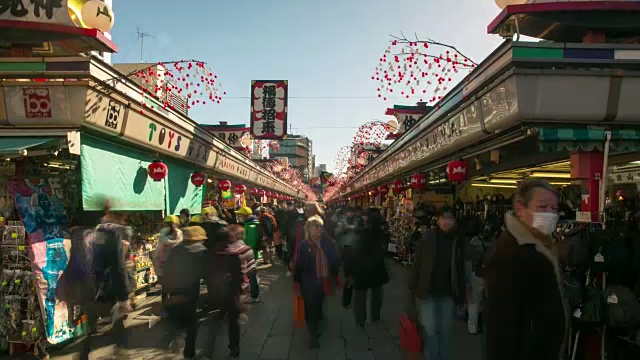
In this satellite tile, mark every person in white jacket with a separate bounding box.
[154,215,183,312]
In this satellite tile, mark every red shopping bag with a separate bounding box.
[400,313,423,353]
[293,294,305,328]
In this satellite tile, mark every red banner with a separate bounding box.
[250,80,288,139]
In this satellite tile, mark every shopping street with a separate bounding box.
[38,262,483,360]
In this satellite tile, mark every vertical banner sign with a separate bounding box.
[6,179,74,344]
[250,80,288,139]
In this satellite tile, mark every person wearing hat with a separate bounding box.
[409,207,466,360]
[179,208,191,228]
[161,226,208,359]
[234,206,262,303]
[200,206,228,252]
[257,206,277,265]
[153,215,184,314]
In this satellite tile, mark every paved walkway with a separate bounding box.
[41,261,483,360]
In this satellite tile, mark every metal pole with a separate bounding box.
[599,131,611,224]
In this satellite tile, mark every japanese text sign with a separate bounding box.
[250,80,287,140]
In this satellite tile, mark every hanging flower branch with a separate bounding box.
[131,59,225,114]
[265,160,318,200]
[373,33,476,104]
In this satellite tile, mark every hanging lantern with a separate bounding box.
[218,180,232,191]
[190,172,206,187]
[379,185,390,196]
[234,184,246,195]
[392,179,404,193]
[411,173,427,191]
[370,187,380,197]
[249,187,259,195]
[265,191,272,198]
[446,159,468,183]
[147,160,168,182]
[81,0,116,33]
[258,189,266,197]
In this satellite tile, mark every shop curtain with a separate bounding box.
[164,158,204,215]
[80,134,165,211]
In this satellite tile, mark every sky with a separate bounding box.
[110,0,504,172]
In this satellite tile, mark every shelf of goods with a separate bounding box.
[0,222,44,354]
[387,196,414,263]
[132,236,158,302]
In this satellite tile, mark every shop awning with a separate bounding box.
[164,159,205,216]
[0,137,62,155]
[537,128,640,153]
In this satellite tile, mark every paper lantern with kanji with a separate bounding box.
[379,185,390,196]
[392,180,404,193]
[265,191,272,198]
[81,0,115,33]
[411,173,427,191]
[370,188,380,197]
[446,160,468,183]
[234,184,246,195]
[190,172,206,187]
[219,180,232,191]
[147,160,168,182]
[249,187,259,195]
[258,189,266,197]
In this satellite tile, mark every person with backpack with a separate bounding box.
[161,226,208,359]
[205,224,255,358]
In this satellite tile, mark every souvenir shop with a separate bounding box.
[333,37,640,357]
[0,56,298,355]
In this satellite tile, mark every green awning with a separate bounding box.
[164,158,204,216]
[0,137,59,154]
[537,128,640,153]
[80,134,165,211]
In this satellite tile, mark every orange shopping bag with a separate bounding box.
[293,294,305,328]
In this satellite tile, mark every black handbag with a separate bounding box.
[342,285,353,308]
[578,287,605,327]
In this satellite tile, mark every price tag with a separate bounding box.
[15,279,21,284]
[572,308,582,319]
[594,253,605,263]
[11,233,17,239]
[31,327,37,333]
[18,245,25,251]
[607,294,619,304]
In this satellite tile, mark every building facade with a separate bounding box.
[269,135,313,181]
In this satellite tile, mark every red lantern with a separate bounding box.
[190,172,206,187]
[219,180,232,191]
[370,188,380,197]
[250,187,259,195]
[392,179,404,193]
[265,191,272,198]
[379,185,389,196]
[258,189,266,197]
[234,184,246,195]
[411,173,426,191]
[446,160,468,183]
[147,160,168,182]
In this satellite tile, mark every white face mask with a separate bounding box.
[531,212,558,235]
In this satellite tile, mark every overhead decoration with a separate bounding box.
[446,159,468,183]
[132,60,225,115]
[249,187,259,196]
[370,187,380,197]
[81,0,115,33]
[148,160,168,182]
[258,189,266,197]
[411,173,427,190]
[250,80,288,140]
[392,179,404,193]
[379,185,390,196]
[234,184,247,195]
[218,179,232,192]
[265,191,272,198]
[190,171,206,187]
[372,34,476,105]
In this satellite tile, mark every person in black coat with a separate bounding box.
[348,208,390,327]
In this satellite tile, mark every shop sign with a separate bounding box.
[2,85,88,126]
[250,80,288,140]
[216,156,251,181]
[611,171,640,184]
[0,0,72,25]
[203,125,251,149]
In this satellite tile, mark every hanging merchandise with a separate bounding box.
[446,159,468,183]
[190,172,206,187]
[392,180,404,193]
[411,173,426,191]
[218,180,232,192]
[147,160,168,181]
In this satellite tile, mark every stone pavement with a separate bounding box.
[40,261,483,360]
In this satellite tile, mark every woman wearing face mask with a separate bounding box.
[484,179,567,360]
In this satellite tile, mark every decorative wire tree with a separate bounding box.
[373,33,477,104]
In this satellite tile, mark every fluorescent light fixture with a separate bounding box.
[550,182,571,186]
[489,179,518,184]
[471,183,517,189]
[530,172,571,179]
[429,178,446,184]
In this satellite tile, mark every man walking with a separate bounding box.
[409,209,465,360]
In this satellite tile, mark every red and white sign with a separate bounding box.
[23,88,52,118]
[446,160,468,183]
[250,80,288,139]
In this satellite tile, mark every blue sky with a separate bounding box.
[111,0,503,172]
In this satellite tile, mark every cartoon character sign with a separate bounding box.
[6,179,73,344]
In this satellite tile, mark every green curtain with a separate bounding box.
[164,158,204,215]
[80,134,165,211]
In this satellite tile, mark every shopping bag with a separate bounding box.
[400,313,423,354]
[293,294,305,328]
[342,285,353,308]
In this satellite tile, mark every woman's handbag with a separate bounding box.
[293,294,305,328]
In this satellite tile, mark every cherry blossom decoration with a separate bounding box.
[372,34,476,104]
[133,59,225,114]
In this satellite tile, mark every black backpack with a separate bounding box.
[603,285,640,329]
[557,228,590,271]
